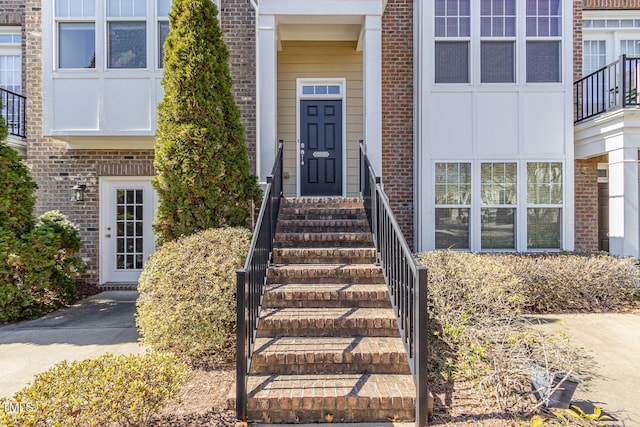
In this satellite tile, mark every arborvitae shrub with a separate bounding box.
[153,0,261,244]
[0,140,36,238]
[136,227,252,365]
[0,352,188,427]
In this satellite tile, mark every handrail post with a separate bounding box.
[415,266,429,427]
[236,268,247,421]
[266,175,274,257]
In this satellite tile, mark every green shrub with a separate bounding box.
[0,211,82,322]
[153,0,260,244]
[137,227,252,365]
[0,352,188,427]
[0,139,36,238]
[494,252,640,312]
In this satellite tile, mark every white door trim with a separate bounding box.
[99,177,157,284]
[296,78,347,197]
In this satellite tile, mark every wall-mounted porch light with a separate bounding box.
[71,184,87,202]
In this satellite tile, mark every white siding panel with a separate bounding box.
[104,79,152,131]
[52,79,100,131]
[522,92,566,155]
[477,92,519,156]
[431,92,473,156]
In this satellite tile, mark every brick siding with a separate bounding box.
[583,0,640,8]
[382,0,414,247]
[574,156,605,251]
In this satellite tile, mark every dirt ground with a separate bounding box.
[148,367,594,427]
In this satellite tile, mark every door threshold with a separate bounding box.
[99,282,138,291]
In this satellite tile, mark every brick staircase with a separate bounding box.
[243,197,416,423]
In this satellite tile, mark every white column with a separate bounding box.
[608,146,640,258]
[257,14,278,185]
[362,15,383,175]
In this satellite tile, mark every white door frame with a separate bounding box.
[99,177,157,284]
[296,78,347,197]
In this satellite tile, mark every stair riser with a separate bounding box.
[263,291,390,308]
[272,256,377,264]
[272,248,377,265]
[246,403,415,424]
[275,233,373,244]
[250,355,410,375]
[256,319,400,338]
[269,268,384,285]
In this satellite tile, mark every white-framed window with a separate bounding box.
[526,162,563,249]
[157,0,171,68]
[621,39,640,57]
[526,0,562,83]
[107,0,147,69]
[480,162,517,249]
[480,0,516,83]
[583,40,606,75]
[435,162,471,249]
[56,0,96,69]
[434,0,470,84]
[0,28,22,94]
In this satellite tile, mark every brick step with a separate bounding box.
[256,307,399,337]
[250,337,410,374]
[274,232,373,248]
[263,283,390,308]
[272,247,377,265]
[268,264,384,284]
[277,218,370,233]
[243,373,416,423]
[278,208,366,221]
[281,197,364,209]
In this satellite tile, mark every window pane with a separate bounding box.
[436,208,470,249]
[158,21,169,68]
[583,40,606,76]
[435,41,469,83]
[621,39,640,57]
[481,162,517,204]
[56,0,95,17]
[435,162,471,205]
[59,23,95,68]
[527,162,563,204]
[481,208,516,249]
[527,208,561,249]
[108,22,146,69]
[0,54,22,93]
[107,0,146,17]
[158,0,172,16]
[435,0,470,37]
[481,42,515,83]
[527,41,560,83]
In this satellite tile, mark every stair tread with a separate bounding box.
[265,282,387,291]
[259,307,396,320]
[253,336,407,356]
[270,263,381,270]
[246,373,416,402]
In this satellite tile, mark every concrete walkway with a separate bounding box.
[530,313,640,426]
[0,291,146,398]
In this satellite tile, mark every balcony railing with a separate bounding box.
[0,88,26,138]
[575,55,640,124]
[235,140,283,421]
[359,141,429,427]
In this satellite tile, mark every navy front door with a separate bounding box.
[300,100,343,196]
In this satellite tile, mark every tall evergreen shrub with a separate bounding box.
[154,0,260,244]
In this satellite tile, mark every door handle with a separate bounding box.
[300,149,304,166]
[106,234,111,238]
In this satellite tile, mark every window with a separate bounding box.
[527,162,562,249]
[526,0,561,82]
[435,0,470,83]
[621,39,640,57]
[435,162,471,249]
[583,40,606,76]
[158,0,171,68]
[480,0,516,83]
[56,0,96,68]
[107,0,147,69]
[0,30,22,94]
[481,163,517,249]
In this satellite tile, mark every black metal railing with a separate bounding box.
[359,142,429,427]
[235,140,283,421]
[575,55,640,124]
[0,88,26,138]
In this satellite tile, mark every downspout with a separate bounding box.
[249,0,263,186]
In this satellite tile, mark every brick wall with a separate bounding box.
[583,0,640,8]
[0,0,24,25]
[382,0,414,247]
[221,0,256,174]
[574,156,605,251]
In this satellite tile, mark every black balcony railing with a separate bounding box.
[0,88,26,138]
[235,140,283,421]
[359,142,429,427]
[575,55,640,124]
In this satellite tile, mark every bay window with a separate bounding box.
[527,162,563,249]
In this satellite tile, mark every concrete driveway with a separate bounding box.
[530,313,640,427]
[0,291,146,398]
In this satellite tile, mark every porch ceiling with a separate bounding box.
[276,16,363,43]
